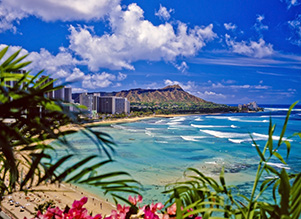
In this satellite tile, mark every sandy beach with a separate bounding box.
[83,113,222,127]
[2,182,115,219]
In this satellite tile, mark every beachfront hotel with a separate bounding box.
[79,93,130,114]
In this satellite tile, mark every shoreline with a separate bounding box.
[0,112,228,218]
[83,112,223,127]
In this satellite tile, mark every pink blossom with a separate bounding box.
[163,214,170,219]
[167,203,176,215]
[144,209,159,219]
[149,203,164,212]
[30,197,102,219]
[117,204,130,214]
[72,197,88,209]
[128,195,143,205]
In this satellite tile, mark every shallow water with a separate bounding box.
[51,104,301,204]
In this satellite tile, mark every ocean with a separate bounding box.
[52,104,301,204]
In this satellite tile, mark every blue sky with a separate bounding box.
[0,0,300,104]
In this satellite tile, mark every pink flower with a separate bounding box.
[149,203,164,213]
[42,206,63,219]
[30,197,102,219]
[72,196,88,209]
[128,195,143,205]
[163,214,170,219]
[117,204,130,214]
[144,209,159,219]
[167,203,176,215]
[93,214,102,219]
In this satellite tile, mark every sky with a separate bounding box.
[0,0,300,104]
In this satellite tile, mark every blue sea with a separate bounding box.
[52,104,301,204]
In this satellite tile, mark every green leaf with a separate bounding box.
[175,191,183,219]
[284,140,291,160]
[251,135,265,161]
[278,101,298,147]
[52,155,99,183]
[279,169,290,216]
[0,46,8,60]
[1,49,21,68]
[78,171,131,184]
[66,160,113,183]
[38,154,73,184]
[290,174,301,219]
[273,152,287,164]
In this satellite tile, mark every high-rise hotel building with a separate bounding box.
[79,94,130,114]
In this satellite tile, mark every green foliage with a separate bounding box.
[0,46,140,203]
[131,102,236,115]
[164,101,301,219]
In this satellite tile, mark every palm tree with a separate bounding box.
[0,46,139,205]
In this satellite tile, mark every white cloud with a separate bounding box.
[114,82,122,87]
[253,14,268,33]
[68,3,216,71]
[81,71,127,89]
[0,0,120,31]
[282,0,299,8]
[28,48,78,74]
[117,72,127,81]
[256,15,264,22]
[0,0,120,32]
[222,79,236,84]
[155,4,174,21]
[164,79,197,92]
[53,69,69,78]
[224,23,237,31]
[72,87,88,93]
[0,45,77,75]
[82,72,116,89]
[225,34,274,58]
[0,6,27,32]
[197,91,226,99]
[253,85,270,89]
[146,82,159,89]
[174,61,188,73]
[66,68,85,82]
[212,81,270,90]
[288,15,301,46]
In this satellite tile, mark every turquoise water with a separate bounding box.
[52,105,301,204]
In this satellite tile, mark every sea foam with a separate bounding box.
[191,124,228,128]
[199,129,250,139]
[181,136,206,142]
[266,162,290,170]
